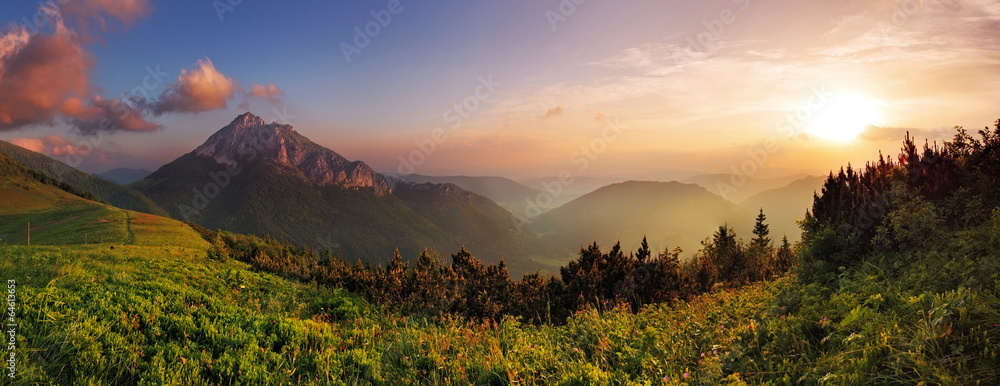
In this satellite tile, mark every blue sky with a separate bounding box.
[1,0,999,178]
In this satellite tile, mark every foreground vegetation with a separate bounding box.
[4,120,1000,384]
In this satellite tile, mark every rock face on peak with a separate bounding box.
[192,112,390,195]
[230,111,268,128]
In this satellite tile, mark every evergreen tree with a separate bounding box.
[775,235,795,271]
[752,208,771,249]
[636,235,651,263]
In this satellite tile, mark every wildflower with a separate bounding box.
[713,350,718,355]
[663,375,669,382]
[683,373,689,378]
[700,352,705,357]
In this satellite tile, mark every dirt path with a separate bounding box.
[121,210,135,245]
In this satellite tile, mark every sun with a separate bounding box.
[808,93,881,142]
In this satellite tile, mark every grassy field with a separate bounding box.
[2,241,787,385]
[0,157,206,250]
[7,234,997,385]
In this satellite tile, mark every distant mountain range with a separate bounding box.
[393,174,545,216]
[683,173,811,203]
[739,175,825,242]
[131,113,560,274]
[94,168,152,185]
[0,112,824,273]
[531,181,754,258]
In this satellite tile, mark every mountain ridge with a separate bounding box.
[191,112,391,195]
[532,180,753,258]
[133,112,562,274]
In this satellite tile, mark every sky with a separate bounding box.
[0,0,998,180]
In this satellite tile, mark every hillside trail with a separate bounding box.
[121,209,135,245]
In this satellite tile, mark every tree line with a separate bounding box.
[800,120,1000,282]
[194,209,795,324]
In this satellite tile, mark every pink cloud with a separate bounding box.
[239,83,285,109]
[7,135,77,156]
[143,58,238,115]
[6,137,45,153]
[61,0,154,32]
[248,83,284,100]
[0,17,92,130]
[67,95,161,135]
[0,3,283,135]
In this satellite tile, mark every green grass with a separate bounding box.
[2,242,783,385]
[0,154,208,249]
[5,240,999,384]
[0,162,125,246]
[0,203,125,246]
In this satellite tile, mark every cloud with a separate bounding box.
[61,0,154,32]
[248,83,284,101]
[0,4,281,135]
[239,83,285,109]
[543,105,563,120]
[6,137,45,153]
[67,96,160,135]
[858,125,954,143]
[7,135,78,156]
[0,8,92,131]
[142,58,237,115]
[0,1,161,134]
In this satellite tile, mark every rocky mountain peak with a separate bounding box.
[193,113,391,195]
[230,112,266,128]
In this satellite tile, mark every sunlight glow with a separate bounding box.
[808,94,881,142]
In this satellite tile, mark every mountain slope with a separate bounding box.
[683,173,809,203]
[739,175,824,242]
[0,140,168,216]
[392,181,565,273]
[0,153,207,249]
[521,175,628,210]
[531,181,753,258]
[132,113,556,273]
[132,114,452,261]
[94,167,152,185]
[397,174,544,216]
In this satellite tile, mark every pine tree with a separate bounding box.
[752,208,771,249]
[776,235,795,271]
[636,235,651,263]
